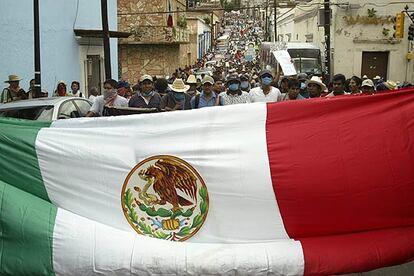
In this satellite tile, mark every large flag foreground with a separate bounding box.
[1,90,414,276]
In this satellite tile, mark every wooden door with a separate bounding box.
[361,51,389,79]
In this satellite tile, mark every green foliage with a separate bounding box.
[177,16,187,29]
[191,214,204,229]
[367,8,377,18]
[124,189,138,223]
[138,221,153,236]
[176,226,191,237]
[203,17,211,25]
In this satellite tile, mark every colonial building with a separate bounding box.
[118,0,222,82]
[0,0,119,96]
[276,0,414,82]
[118,0,190,81]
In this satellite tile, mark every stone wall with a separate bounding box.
[118,0,192,80]
[119,44,191,82]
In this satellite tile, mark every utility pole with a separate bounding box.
[274,0,277,41]
[33,0,41,98]
[324,0,331,82]
[211,12,214,50]
[265,2,269,41]
[101,0,112,79]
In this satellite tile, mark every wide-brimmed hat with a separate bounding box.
[384,80,398,90]
[373,75,381,80]
[186,74,197,84]
[5,75,22,83]
[168,78,189,93]
[307,76,327,91]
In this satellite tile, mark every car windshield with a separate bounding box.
[292,58,322,75]
[0,105,54,121]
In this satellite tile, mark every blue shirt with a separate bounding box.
[190,91,218,109]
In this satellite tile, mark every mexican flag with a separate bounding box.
[1,90,414,275]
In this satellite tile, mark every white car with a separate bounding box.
[0,97,93,121]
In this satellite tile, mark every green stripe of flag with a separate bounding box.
[0,179,57,275]
[0,118,52,201]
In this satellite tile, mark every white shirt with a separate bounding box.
[325,92,350,97]
[89,95,128,116]
[71,91,86,98]
[88,95,97,103]
[249,86,281,103]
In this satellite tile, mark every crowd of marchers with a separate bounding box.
[2,67,413,118]
[2,10,413,116]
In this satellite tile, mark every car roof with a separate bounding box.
[0,97,89,109]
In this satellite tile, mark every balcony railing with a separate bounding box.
[120,25,190,44]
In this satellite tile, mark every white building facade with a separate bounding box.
[276,0,414,82]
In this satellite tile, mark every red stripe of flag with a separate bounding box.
[266,90,414,274]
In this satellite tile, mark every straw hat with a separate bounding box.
[306,76,327,91]
[384,80,398,90]
[186,74,197,84]
[168,78,189,93]
[5,75,22,83]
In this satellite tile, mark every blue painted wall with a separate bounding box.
[0,0,118,95]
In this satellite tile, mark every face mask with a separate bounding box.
[300,82,307,90]
[261,77,272,86]
[142,91,154,97]
[103,89,117,100]
[240,81,249,90]
[173,92,185,101]
[228,83,240,91]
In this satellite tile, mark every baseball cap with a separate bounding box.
[201,75,214,85]
[240,74,250,81]
[361,79,374,88]
[259,69,273,78]
[139,74,153,83]
[297,73,308,81]
[226,73,240,83]
[117,80,130,89]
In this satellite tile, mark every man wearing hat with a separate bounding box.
[240,74,251,93]
[160,79,192,111]
[219,74,250,106]
[129,75,161,109]
[186,75,199,98]
[361,79,375,95]
[1,75,27,103]
[307,76,327,98]
[297,73,309,99]
[249,69,281,103]
[191,76,218,109]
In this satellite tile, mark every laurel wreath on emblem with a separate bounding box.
[122,156,209,241]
